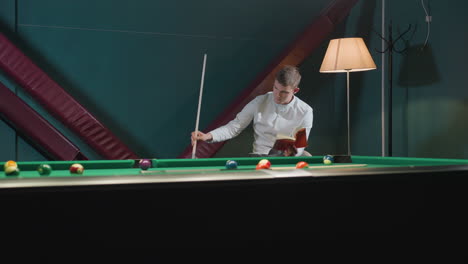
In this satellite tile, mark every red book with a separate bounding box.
[269,128,308,156]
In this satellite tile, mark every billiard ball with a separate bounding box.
[296,161,309,169]
[4,160,17,171]
[37,164,52,175]
[323,155,334,165]
[225,160,238,169]
[256,159,271,170]
[70,163,84,174]
[4,160,18,175]
[139,159,152,170]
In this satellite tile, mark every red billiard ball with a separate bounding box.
[139,159,152,170]
[70,163,84,174]
[296,161,309,169]
[256,159,271,170]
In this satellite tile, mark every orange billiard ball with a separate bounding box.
[296,161,309,169]
[4,160,18,175]
[4,160,17,169]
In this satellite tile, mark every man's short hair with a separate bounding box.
[276,65,301,88]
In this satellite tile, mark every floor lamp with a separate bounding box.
[320,38,377,156]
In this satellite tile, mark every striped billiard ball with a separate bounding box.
[256,159,271,170]
[139,159,152,170]
[323,155,334,165]
[70,163,84,174]
[4,160,19,176]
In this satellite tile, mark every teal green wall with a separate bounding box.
[0,0,331,160]
[2,0,468,160]
[340,0,468,159]
[324,0,468,159]
[389,0,468,158]
[222,0,468,160]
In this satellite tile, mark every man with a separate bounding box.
[191,65,313,156]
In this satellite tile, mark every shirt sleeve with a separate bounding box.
[208,96,260,143]
[295,106,313,156]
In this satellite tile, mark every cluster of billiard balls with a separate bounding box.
[37,163,84,175]
[225,159,277,170]
[3,160,85,176]
[224,155,334,170]
[226,159,309,170]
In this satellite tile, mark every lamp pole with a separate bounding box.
[346,70,351,156]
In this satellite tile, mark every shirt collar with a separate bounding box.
[274,95,295,112]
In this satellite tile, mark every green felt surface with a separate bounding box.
[2,156,468,179]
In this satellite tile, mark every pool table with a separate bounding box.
[1,155,468,260]
[2,155,468,187]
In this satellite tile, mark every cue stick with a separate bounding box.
[192,53,208,159]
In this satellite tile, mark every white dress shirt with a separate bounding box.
[209,92,313,155]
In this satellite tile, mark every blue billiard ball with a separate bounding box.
[323,155,334,165]
[225,160,238,169]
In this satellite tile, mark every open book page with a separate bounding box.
[269,127,307,156]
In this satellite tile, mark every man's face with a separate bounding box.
[272,80,298,105]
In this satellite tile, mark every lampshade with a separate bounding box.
[320,38,376,73]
